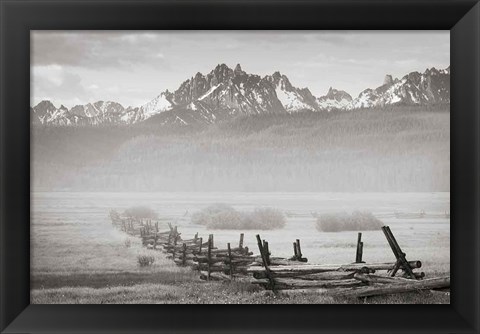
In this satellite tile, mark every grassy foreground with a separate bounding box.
[31,218,449,304]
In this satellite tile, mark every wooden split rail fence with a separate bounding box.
[109,210,449,298]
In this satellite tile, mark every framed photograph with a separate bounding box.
[1,0,479,333]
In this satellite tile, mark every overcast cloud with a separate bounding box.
[31,31,449,108]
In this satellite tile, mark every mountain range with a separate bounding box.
[31,64,450,126]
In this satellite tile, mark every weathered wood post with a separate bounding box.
[293,241,298,259]
[381,226,415,278]
[256,235,275,292]
[355,232,364,263]
[198,237,203,255]
[182,243,187,266]
[172,233,178,259]
[227,243,233,279]
[239,233,244,250]
[207,234,213,281]
[153,232,158,250]
[263,240,271,266]
[194,233,198,243]
[167,230,172,247]
[296,239,303,259]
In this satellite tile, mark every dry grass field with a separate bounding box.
[31,192,450,304]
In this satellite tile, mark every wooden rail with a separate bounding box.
[109,209,449,298]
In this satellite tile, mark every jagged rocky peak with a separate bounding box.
[93,101,125,114]
[325,87,353,101]
[384,75,394,86]
[351,65,450,109]
[209,63,234,85]
[34,100,57,112]
[267,71,293,90]
[234,63,246,76]
[317,87,353,111]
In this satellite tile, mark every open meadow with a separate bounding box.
[31,107,450,304]
[31,192,450,304]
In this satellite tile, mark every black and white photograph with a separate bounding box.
[30,30,450,304]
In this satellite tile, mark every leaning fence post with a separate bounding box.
[256,235,275,292]
[381,226,415,278]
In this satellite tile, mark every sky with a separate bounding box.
[31,31,450,109]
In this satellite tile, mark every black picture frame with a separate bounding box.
[1,0,479,333]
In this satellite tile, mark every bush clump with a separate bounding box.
[137,254,155,267]
[124,206,158,220]
[191,204,286,230]
[316,211,383,232]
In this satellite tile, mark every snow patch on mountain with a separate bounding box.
[317,87,353,111]
[139,92,173,118]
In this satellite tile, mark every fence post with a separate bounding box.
[381,226,415,278]
[293,241,298,259]
[296,239,303,259]
[182,243,187,266]
[227,243,233,280]
[256,235,275,292]
[263,241,270,266]
[207,234,213,281]
[239,233,244,250]
[172,234,178,259]
[355,232,364,263]
[198,237,203,255]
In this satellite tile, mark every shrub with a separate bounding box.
[250,208,287,229]
[191,204,286,230]
[137,254,155,267]
[124,206,158,220]
[191,203,240,226]
[316,211,383,232]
